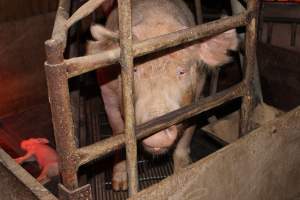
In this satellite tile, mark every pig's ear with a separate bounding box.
[195,29,239,67]
[90,24,119,42]
[36,138,49,144]
[87,24,119,54]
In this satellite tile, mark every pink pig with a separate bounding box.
[86,0,238,190]
[15,138,59,184]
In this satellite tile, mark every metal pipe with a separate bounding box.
[118,0,139,196]
[76,83,244,167]
[44,63,79,190]
[240,0,259,136]
[46,0,70,64]
[44,0,79,191]
[65,11,252,78]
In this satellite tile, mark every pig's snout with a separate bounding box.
[142,125,177,155]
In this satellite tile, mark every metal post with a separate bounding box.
[240,0,259,136]
[45,54,78,190]
[44,43,79,190]
[117,0,139,196]
[44,0,79,191]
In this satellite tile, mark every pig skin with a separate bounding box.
[15,138,59,184]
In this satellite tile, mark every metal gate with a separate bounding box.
[44,0,260,199]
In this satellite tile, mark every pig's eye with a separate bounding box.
[176,67,187,76]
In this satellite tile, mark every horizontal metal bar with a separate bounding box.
[76,82,245,167]
[66,0,107,29]
[76,134,125,166]
[66,11,252,78]
[136,82,244,140]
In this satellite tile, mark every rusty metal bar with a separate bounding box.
[44,62,79,190]
[118,0,139,196]
[44,0,80,191]
[76,83,244,167]
[47,0,69,63]
[66,0,107,29]
[65,11,252,78]
[240,0,259,136]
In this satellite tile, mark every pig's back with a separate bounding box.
[106,0,195,34]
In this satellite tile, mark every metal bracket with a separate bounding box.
[58,183,92,200]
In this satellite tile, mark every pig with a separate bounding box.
[86,0,238,191]
[15,138,59,184]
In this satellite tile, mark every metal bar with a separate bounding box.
[66,0,107,29]
[44,0,80,191]
[76,83,244,167]
[240,0,259,136]
[44,62,79,190]
[194,0,203,24]
[47,0,70,63]
[65,11,252,78]
[118,0,139,196]
[77,134,126,166]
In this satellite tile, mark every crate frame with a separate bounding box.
[44,0,260,198]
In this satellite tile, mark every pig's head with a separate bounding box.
[20,138,49,151]
[87,17,238,155]
[134,29,238,155]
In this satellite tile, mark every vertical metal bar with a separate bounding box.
[240,0,259,136]
[44,55,79,190]
[291,23,297,47]
[117,0,139,196]
[194,0,203,24]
